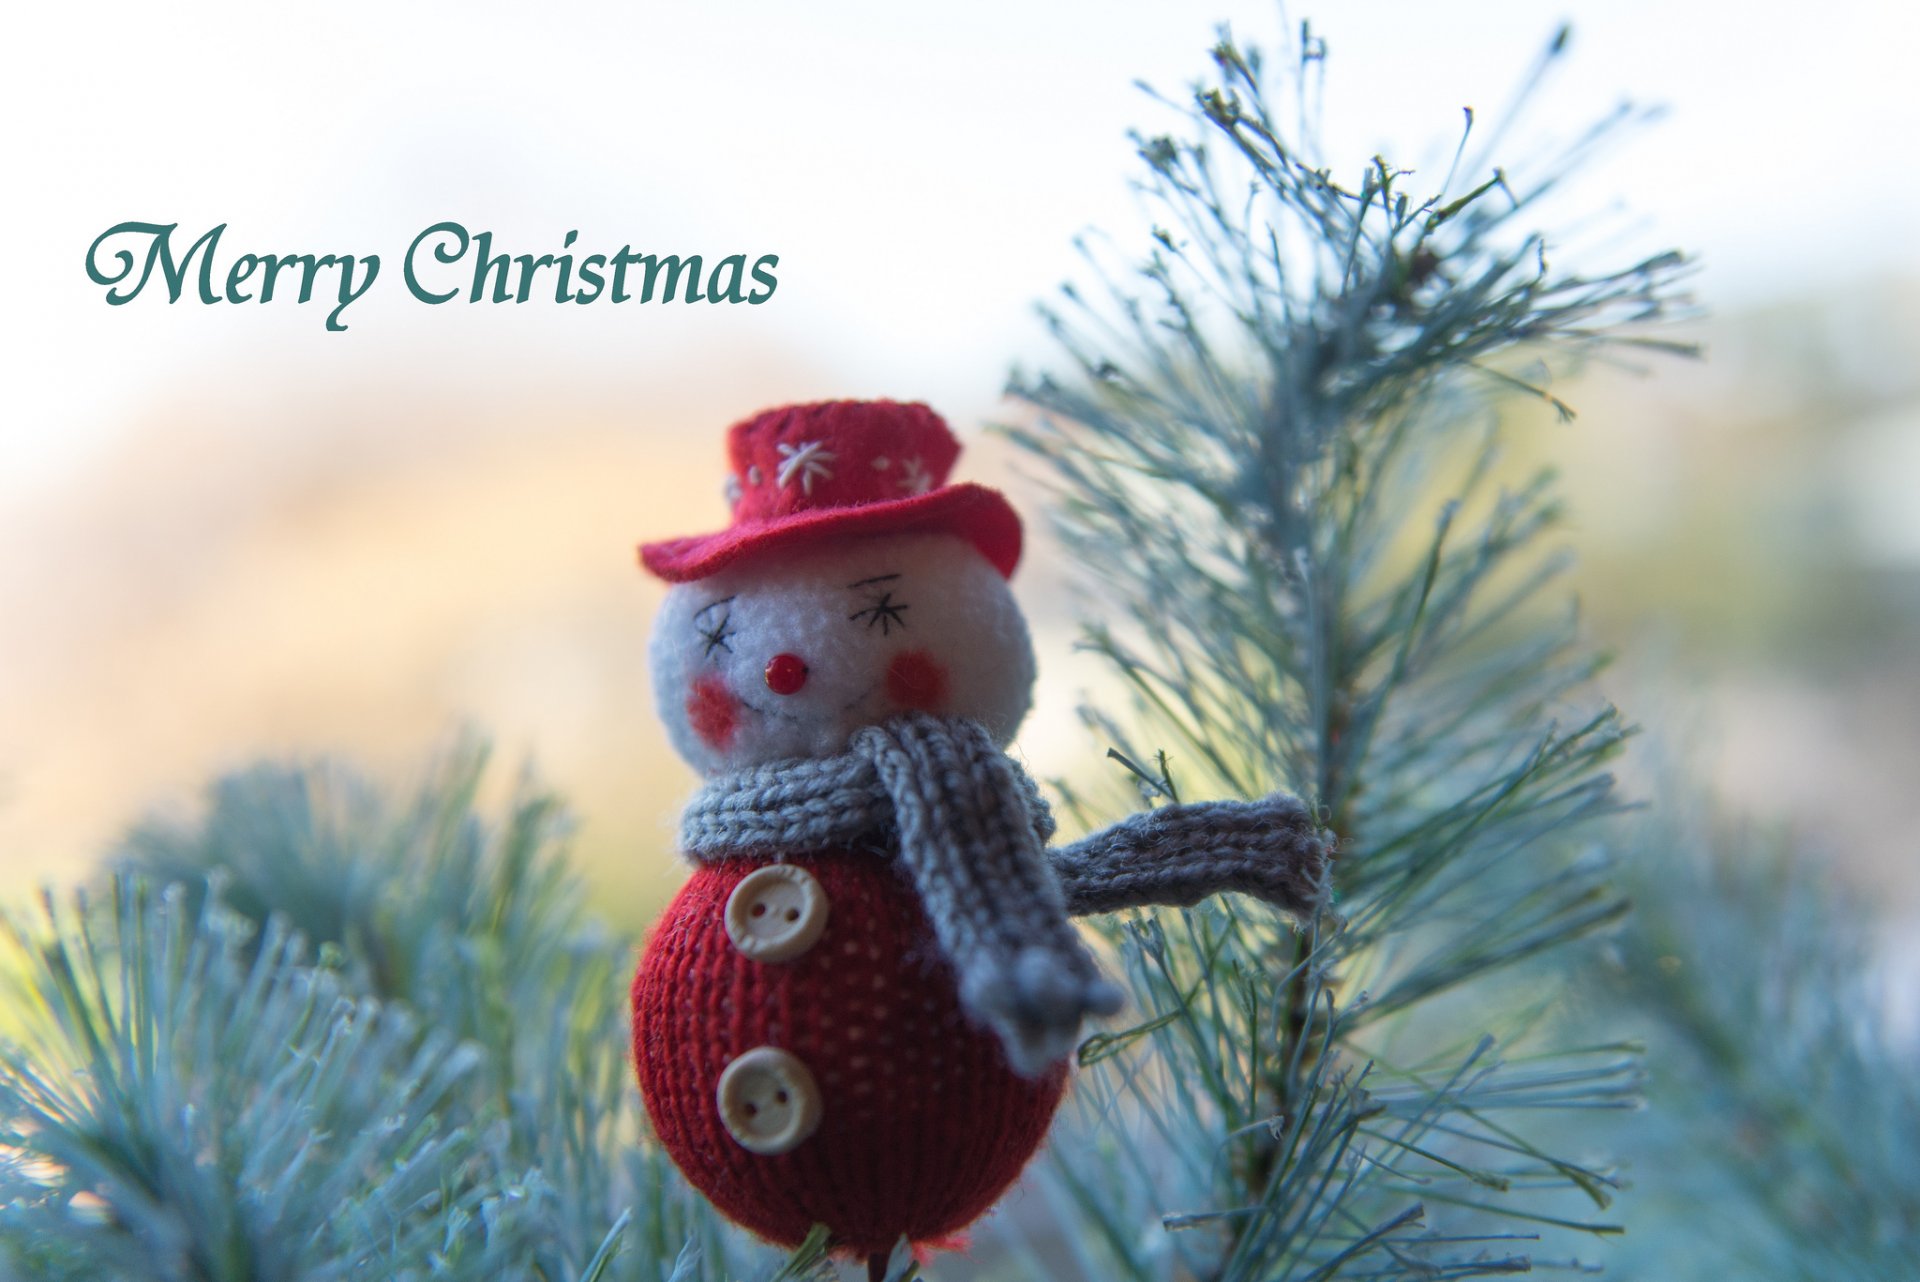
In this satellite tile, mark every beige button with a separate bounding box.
[716,1046,823,1155]
[723,863,828,962]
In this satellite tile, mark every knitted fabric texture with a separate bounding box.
[681,712,1332,1073]
[630,852,1066,1253]
[1051,792,1328,918]
[678,735,1055,855]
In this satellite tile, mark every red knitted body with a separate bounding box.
[630,850,1067,1254]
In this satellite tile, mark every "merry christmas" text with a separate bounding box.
[83,221,781,332]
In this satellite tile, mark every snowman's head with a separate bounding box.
[649,532,1036,775]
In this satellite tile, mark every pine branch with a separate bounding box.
[1599,794,1920,1281]
[1,747,785,1282]
[1005,19,1691,1280]
[0,879,491,1280]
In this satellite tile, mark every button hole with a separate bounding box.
[775,1090,789,1104]
[742,1102,758,1117]
[784,908,799,922]
[751,903,767,918]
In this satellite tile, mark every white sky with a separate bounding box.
[1,0,1913,492]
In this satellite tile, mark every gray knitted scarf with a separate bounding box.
[680,712,1329,1075]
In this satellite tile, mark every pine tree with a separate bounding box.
[1595,785,1920,1282]
[998,22,1688,1278]
[0,752,748,1282]
[3,19,1908,1282]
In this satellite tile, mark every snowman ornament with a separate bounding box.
[631,401,1329,1274]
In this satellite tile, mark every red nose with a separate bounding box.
[764,653,809,695]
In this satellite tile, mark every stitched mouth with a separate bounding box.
[839,681,881,713]
[733,693,803,724]
[735,681,881,724]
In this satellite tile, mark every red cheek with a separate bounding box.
[885,649,950,712]
[686,674,740,750]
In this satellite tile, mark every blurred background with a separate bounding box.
[2,0,1916,971]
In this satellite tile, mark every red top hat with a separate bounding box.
[638,400,1022,582]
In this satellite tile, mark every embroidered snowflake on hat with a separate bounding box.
[776,440,836,495]
[637,399,1025,582]
[897,456,933,495]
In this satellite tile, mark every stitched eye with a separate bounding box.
[846,573,910,636]
[694,598,736,659]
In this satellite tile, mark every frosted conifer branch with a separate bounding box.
[0,750,780,1281]
[1598,794,1920,1280]
[1004,18,1691,1281]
